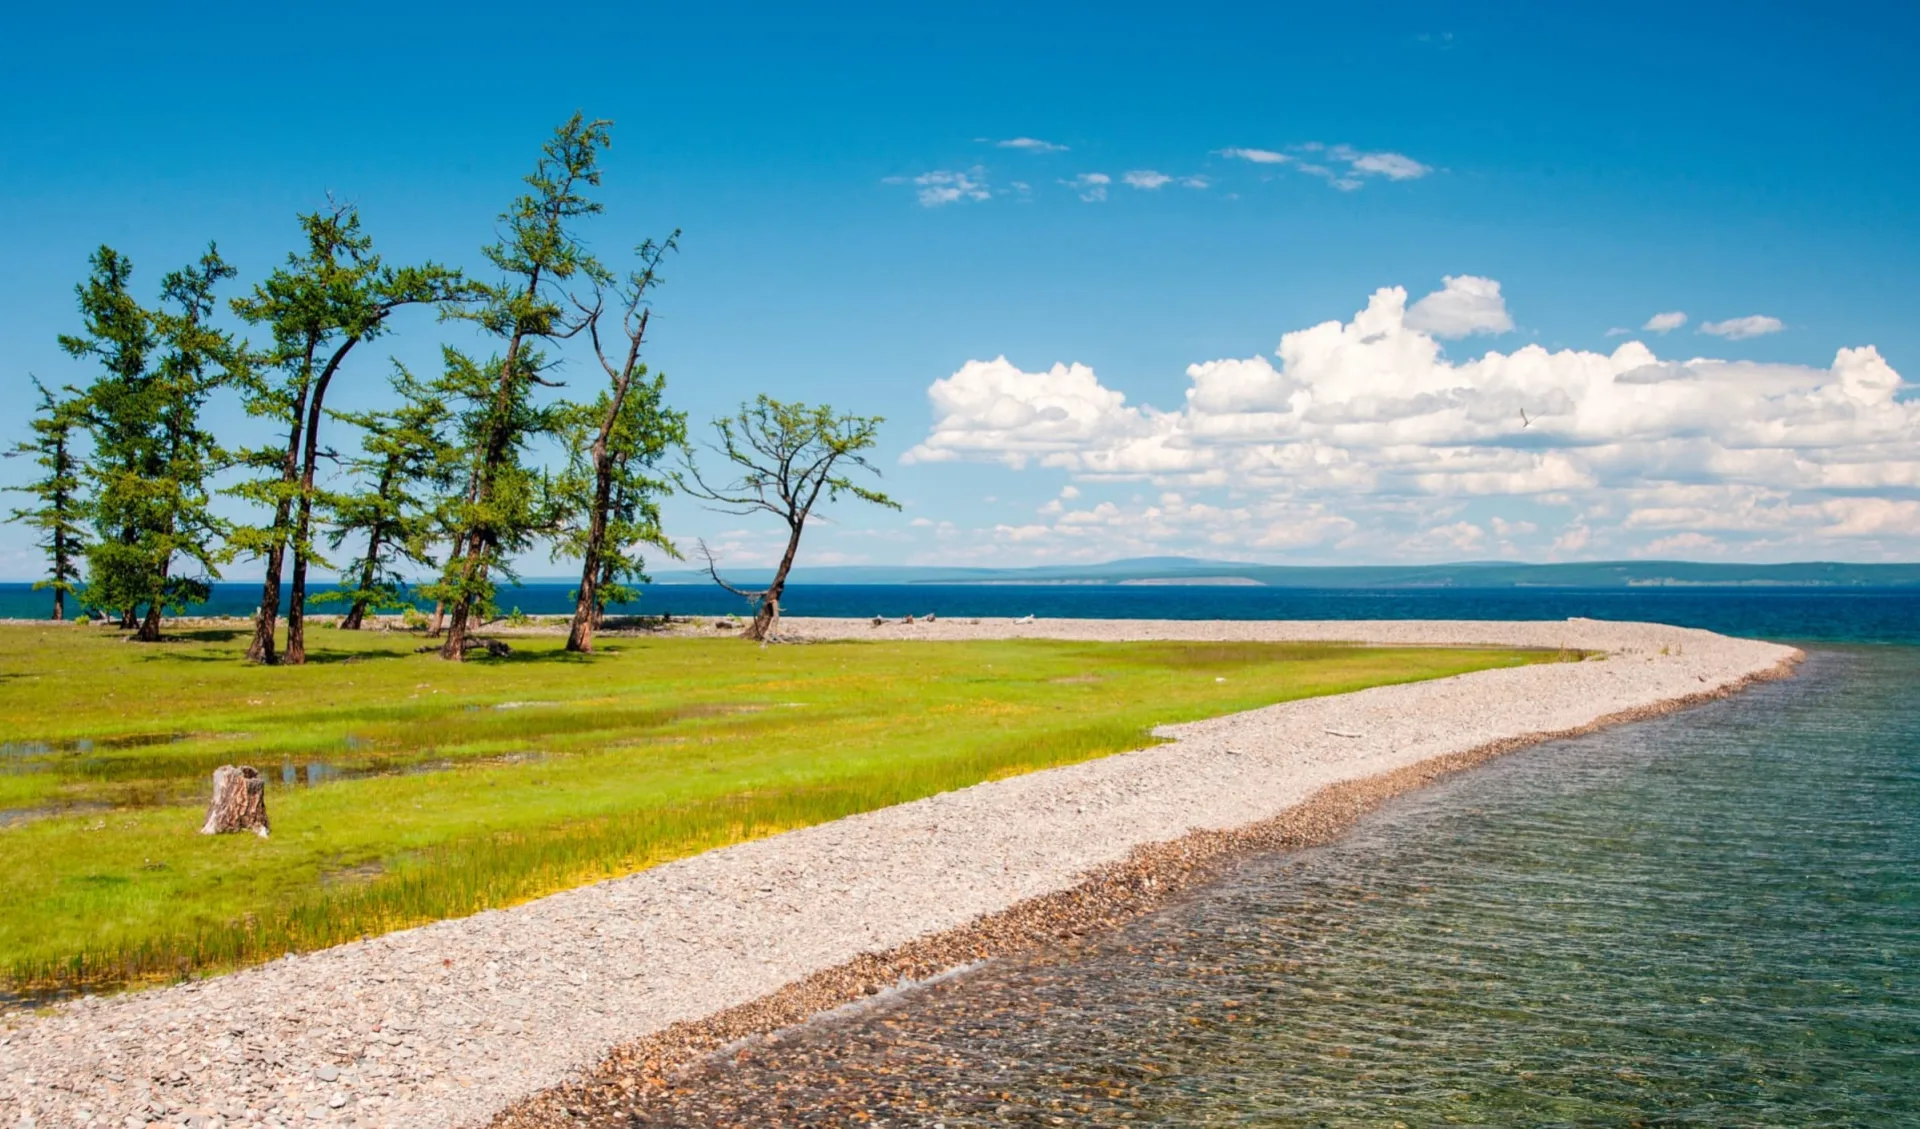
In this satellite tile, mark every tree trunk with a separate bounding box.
[133,559,169,642]
[441,301,533,663]
[198,765,269,837]
[592,557,615,629]
[285,341,358,666]
[247,545,285,663]
[51,588,63,622]
[566,557,600,653]
[744,523,805,642]
[339,466,395,632]
[565,458,615,654]
[246,354,312,664]
[119,607,138,630]
[286,548,309,663]
[440,547,484,661]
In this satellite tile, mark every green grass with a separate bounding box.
[0,622,1559,998]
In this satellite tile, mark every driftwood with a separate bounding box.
[199,765,270,837]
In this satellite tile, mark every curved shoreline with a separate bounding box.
[490,648,1803,1129]
[0,620,1799,1129]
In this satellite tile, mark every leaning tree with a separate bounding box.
[3,379,88,620]
[680,397,898,640]
[434,113,610,660]
[554,234,686,653]
[228,204,470,664]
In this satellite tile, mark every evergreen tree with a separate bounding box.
[556,235,686,653]
[433,114,611,660]
[228,204,470,664]
[64,245,239,641]
[317,364,458,629]
[3,380,88,620]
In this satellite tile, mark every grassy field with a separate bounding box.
[0,622,1557,999]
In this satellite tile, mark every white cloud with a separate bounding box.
[1700,314,1785,340]
[1063,172,1111,202]
[994,137,1067,152]
[906,168,991,207]
[1638,531,1725,557]
[1643,311,1688,333]
[1404,275,1514,338]
[1248,144,1434,191]
[1348,150,1431,180]
[1180,175,1211,189]
[910,277,1920,558]
[1219,147,1290,164]
[1123,170,1174,189]
[1604,327,1632,337]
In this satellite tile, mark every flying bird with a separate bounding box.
[1520,409,1533,429]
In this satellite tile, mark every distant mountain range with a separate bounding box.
[645,556,1920,588]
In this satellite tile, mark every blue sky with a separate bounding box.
[4,1,1919,577]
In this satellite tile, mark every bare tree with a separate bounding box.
[679,397,898,640]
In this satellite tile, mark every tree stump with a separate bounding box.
[199,765,270,837]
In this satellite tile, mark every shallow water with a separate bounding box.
[637,648,1920,1127]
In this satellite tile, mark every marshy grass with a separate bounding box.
[0,623,1555,1000]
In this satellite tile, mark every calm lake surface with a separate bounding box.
[5,582,1920,644]
[633,646,1920,1127]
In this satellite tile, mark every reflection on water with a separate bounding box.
[0,733,548,827]
[634,649,1920,1127]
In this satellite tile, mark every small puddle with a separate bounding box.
[0,802,115,829]
[0,733,186,758]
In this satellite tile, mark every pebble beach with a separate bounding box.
[0,619,1798,1129]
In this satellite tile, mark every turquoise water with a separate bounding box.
[636,648,1920,1126]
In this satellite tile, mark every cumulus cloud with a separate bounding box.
[1063,172,1111,202]
[1404,275,1514,338]
[908,277,1920,559]
[1123,170,1173,189]
[993,137,1067,152]
[1701,314,1785,340]
[1643,311,1688,333]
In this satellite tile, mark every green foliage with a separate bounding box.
[63,246,241,632]
[433,114,615,655]
[681,396,898,635]
[315,364,461,620]
[225,205,473,659]
[689,395,898,522]
[3,380,89,616]
[0,624,1548,995]
[552,237,689,620]
[418,347,564,626]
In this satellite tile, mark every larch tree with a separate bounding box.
[434,114,611,660]
[318,364,458,629]
[555,235,686,653]
[65,245,240,642]
[680,397,898,641]
[4,380,89,620]
[227,205,470,664]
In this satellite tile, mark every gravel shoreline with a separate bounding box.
[0,620,1797,1129]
